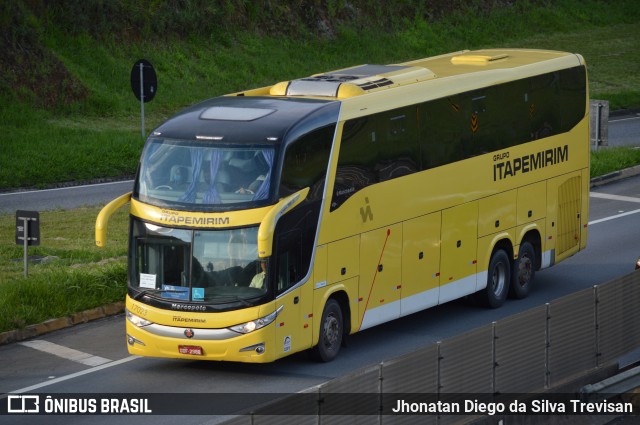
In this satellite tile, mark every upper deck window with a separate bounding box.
[136,138,275,210]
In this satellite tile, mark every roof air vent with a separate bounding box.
[269,64,436,99]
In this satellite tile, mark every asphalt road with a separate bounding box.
[609,111,640,147]
[0,180,134,215]
[1,174,640,425]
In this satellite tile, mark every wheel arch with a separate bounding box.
[312,288,351,346]
[481,233,515,275]
[493,237,514,260]
[328,290,351,337]
[519,229,542,271]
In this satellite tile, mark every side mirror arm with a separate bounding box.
[95,192,132,247]
[257,188,309,257]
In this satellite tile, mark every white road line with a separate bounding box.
[589,192,640,225]
[0,180,133,197]
[590,192,640,203]
[589,209,640,226]
[18,340,112,367]
[609,115,640,122]
[2,356,140,396]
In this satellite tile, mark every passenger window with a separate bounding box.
[279,125,334,200]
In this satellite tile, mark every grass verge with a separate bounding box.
[591,147,640,177]
[0,207,129,333]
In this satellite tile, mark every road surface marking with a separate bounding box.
[609,115,640,122]
[18,340,112,367]
[2,356,140,396]
[589,208,640,226]
[590,192,640,203]
[0,180,133,197]
[589,192,640,225]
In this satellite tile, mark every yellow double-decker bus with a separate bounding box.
[97,48,589,363]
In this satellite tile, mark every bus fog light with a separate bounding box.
[127,334,146,346]
[239,343,265,354]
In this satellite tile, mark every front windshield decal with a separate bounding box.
[161,284,189,300]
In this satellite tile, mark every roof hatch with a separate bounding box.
[270,64,437,99]
[450,53,509,66]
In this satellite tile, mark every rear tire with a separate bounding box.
[310,299,343,362]
[479,249,511,308]
[509,241,536,299]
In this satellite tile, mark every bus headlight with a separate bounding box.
[126,309,154,327]
[229,306,283,334]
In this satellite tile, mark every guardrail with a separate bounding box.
[582,364,640,403]
[221,269,640,424]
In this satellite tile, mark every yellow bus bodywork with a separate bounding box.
[100,48,589,362]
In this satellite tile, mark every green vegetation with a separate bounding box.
[592,147,640,177]
[0,207,129,332]
[1,0,639,190]
[0,0,639,333]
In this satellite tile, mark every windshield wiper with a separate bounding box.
[209,295,254,307]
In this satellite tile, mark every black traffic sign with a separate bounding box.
[130,59,157,103]
[15,210,40,246]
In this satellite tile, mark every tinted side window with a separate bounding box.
[274,230,302,295]
[418,96,464,170]
[331,66,586,211]
[279,125,335,201]
[419,66,586,170]
[331,106,419,210]
[557,66,587,133]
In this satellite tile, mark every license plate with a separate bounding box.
[179,345,203,355]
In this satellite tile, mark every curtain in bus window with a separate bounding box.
[252,149,274,201]
[178,148,205,203]
[203,149,222,204]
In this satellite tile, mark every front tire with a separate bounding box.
[310,298,343,362]
[509,241,536,299]
[479,249,511,308]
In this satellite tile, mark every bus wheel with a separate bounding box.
[311,299,343,362]
[509,241,536,299]
[480,249,511,308]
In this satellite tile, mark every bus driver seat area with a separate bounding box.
[224,151,269,195]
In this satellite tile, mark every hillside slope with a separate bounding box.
[0,0,638,190]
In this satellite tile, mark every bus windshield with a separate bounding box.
[130,219,269,304]
[136,138,275,210]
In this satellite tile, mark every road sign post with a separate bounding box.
[130,59,157,139]
[15,210,40,277]
[139,62,145,139]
